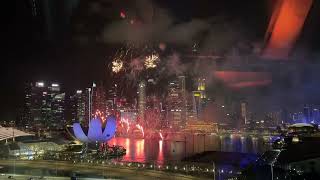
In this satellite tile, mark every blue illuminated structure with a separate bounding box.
[73,115,116,143]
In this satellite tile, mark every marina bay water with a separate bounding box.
[109,134,274,164]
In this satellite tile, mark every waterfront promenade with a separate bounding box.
[0,160,210,180]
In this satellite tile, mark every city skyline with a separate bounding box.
[2,1,320,179]
[13,78,320,133]
[3,0,320,122]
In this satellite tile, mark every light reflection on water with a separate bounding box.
[108,135,273,163]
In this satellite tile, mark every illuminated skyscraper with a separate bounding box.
[81,82,107,125]
[84,87,92,126]
[107,84,118,111]
[281,108,289,124]
[92,82,107,116]
[20,84,32,128]
[312,108,320,124]
[25,81,65,130]
[166,76,188,129]
[70,90,86,124]
[138,81,146,124]
[51,86,65,128]
[240,101,248,125]
[179,76,187,126]
[192,78,207,120]
[303,104,312,123]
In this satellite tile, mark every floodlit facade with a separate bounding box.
[23,81,65,129]
[166,77,187,129]
[138,81,146,124]
[70,90,86,124]
[8,141,64,158]
[192,78,208,120]
[73,116,116,143]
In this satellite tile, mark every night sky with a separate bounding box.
[1,0,320,121]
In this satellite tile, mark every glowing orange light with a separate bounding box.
[264,0,313,59]
[214,71,272,88]
[214,71,270,82]
[230,80,272,88]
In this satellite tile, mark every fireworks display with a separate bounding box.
[110,44,161,75]
[136,124,144,137]
[144,53,159,69]
[108,43,165,97]
[110,45,134,75]
[120,118,130,133]
[112,59,124,73]
[159,132,164,140]
[94,109,106,122]
[119,117,145,138]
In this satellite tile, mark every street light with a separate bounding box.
[212,162,216,180]
[270,163,274,180]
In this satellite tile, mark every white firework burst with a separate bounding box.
[112,59,124,73]
[144,53,159,69]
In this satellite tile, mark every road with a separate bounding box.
[1,174,70,180]
[0,160,210,180]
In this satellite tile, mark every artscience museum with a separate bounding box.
[72,115,117,143]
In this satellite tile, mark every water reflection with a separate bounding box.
[108,135,273,163]
[157,140,163,164]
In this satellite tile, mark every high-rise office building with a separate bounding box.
[303,104,313,123]
[80,82,106,125]
[167,79,180,129]
[312,108,320,124]
[107,84,118,111]
[92,82,107,116]
[70,90,86,124]
[24,81,65,130]
[138,81,146,125]
[20,84,32,128]
[281,108,289,124]
[83,87,92,126]
[178,76,187,126]
[51,88,65,128]
[227,98,249,129]
[166,76,188,129]
[301,105,320,124]
[192,78,208,120]
[240,100,248,125]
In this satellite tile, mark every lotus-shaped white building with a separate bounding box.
[73,115,116,143]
